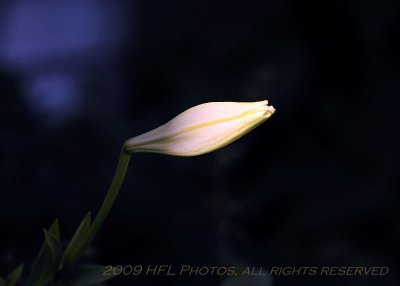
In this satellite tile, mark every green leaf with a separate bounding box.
[5,264,24,286]
[62,212,92,269]
[28,219,62,286]
[48,219,61,240]
[58,265,115,286]
[44,230,63,267]
[0,277,6,286]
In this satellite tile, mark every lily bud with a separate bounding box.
[125,100,275,156]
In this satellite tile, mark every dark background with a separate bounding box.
[0,0,399,285]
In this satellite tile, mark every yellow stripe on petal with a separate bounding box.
[125,100,275,156]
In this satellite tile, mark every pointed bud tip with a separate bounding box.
[258,101,276,116]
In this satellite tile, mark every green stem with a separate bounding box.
[74,146,131,262]
[88,146,131,242]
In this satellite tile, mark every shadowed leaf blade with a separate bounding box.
[28,219,62,286]
[5,264,24,286]
[62,212,92,268]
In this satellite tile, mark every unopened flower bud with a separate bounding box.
[125,100,275,156]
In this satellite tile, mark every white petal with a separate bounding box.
[125,100,275,156]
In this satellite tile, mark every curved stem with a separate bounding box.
[89,146,131,240]
[75,146,131,262]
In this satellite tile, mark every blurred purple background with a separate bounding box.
[0,0,131,125]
